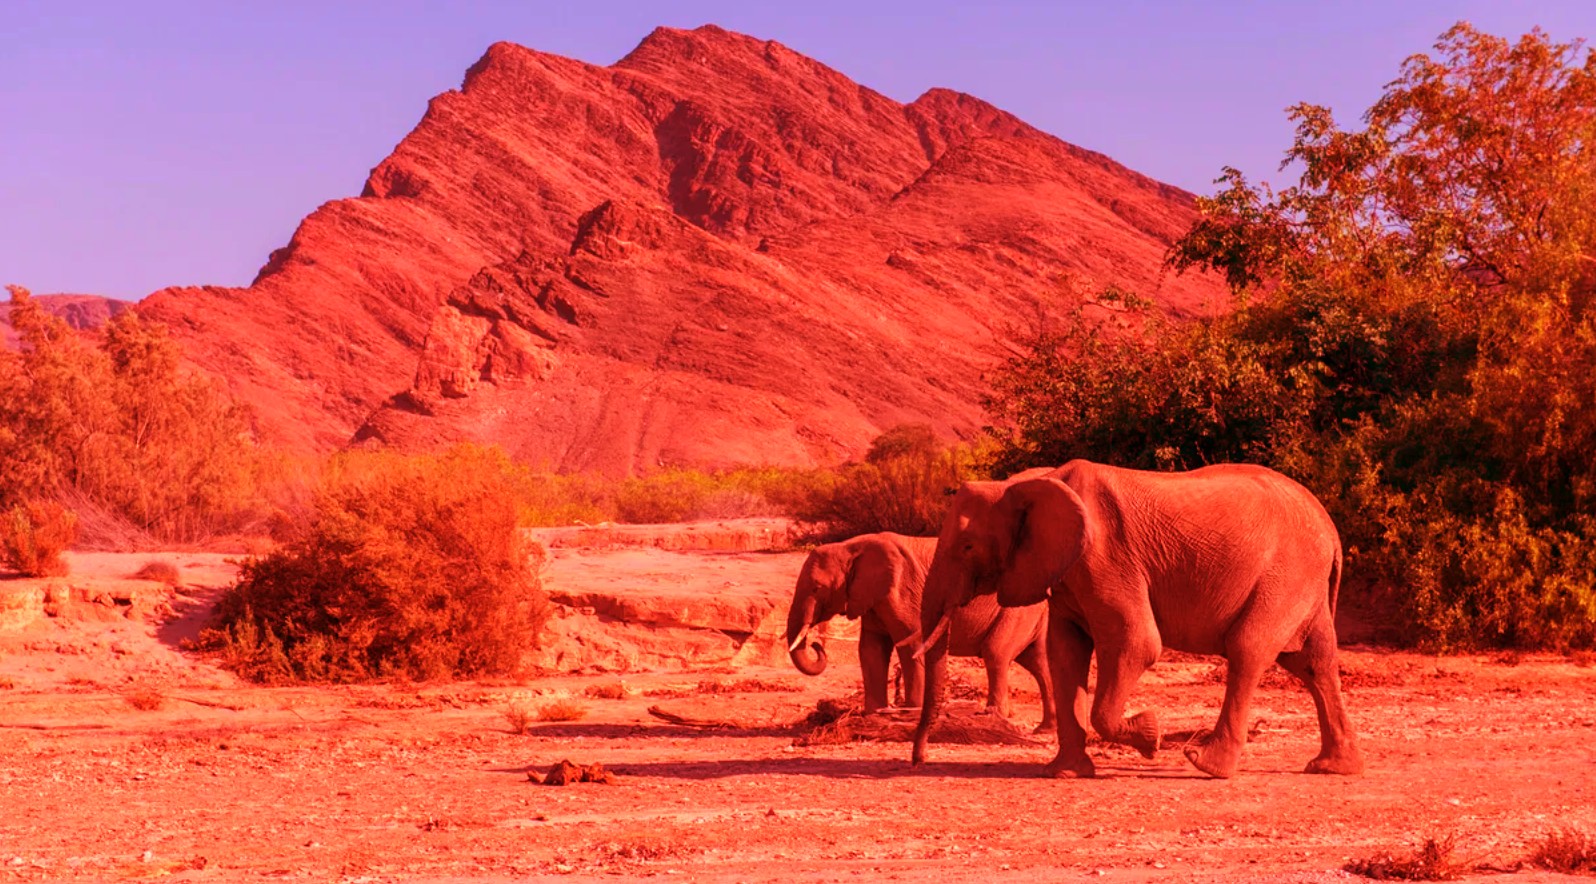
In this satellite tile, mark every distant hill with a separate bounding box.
[1,294,130,349]
[137,25,1226,472]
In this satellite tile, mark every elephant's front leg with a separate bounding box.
[1043,611,1095,778]
[859,629,892,713]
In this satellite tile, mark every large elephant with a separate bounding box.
[785,531,1055,728]
[912,460,1364,779]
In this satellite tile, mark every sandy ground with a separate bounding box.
[2,537,1595,883]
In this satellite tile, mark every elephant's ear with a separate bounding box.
[844,537,903,619]
[996,478,1090,606]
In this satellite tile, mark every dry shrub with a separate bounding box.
[1530,830,1596,874]
[132,559,181,586]
[795,698,866,746]
[613,468,811,524]
[582,681,630,700]
[796,424,982,541]
[514,464,829,527]
[793,698,1039,747]
[595,838,687,863]
[533,699,587,722]
[0,498,77,577]
[124,686,167,711]
[503,703,534,734]
[695,677,795,694]
[198,445,552,683]
[1345,836,1465,880]
[0,676,15,690]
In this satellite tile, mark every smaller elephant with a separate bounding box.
[785,531,1055,729]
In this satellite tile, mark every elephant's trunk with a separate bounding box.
[911,610,952,661]
[789,639,828,676]
[785,594,827,676]
[913,550,962,764]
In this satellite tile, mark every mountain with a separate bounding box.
[137,25,1226,472]
[1,294,130,349]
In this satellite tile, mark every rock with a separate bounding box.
[538,760,615,786]
[539,760,585,786]
[130,24,1225,466]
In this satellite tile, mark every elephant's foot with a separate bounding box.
[1033,717,1058,735]
[1183,739,1241,779]
[1043,753,1096,779]
[1126,711,1161,759]
[981,703,1015,720]
[1304,749,1365,776]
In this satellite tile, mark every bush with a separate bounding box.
[131,560,182,586]
[1345,835,1465,880]
[1530,829,1596,874]
[795,425,982,540]
[202,445,552,682]
[0,498,78,577]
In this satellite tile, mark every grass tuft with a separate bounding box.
[125,686,167,711]
[503,703,534,735]
[582,681,630,700]
[533,699,588,722]
[1345,836,1465,880]
[1530,830,1596,874]
[132,559,182,586]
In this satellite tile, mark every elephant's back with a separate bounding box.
[1064,460,1338,542]
[879,533,938,571]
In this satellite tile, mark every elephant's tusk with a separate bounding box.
[893,631,922,650]
[788,629,810,653]
[911,612,953,661]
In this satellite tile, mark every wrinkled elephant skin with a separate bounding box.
[784,531,1053,727]
[913,460,1364,779]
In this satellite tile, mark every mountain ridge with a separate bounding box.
[133,24,1226,471]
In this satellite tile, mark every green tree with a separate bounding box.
[0,285,264,544]
[988,24,1596,650]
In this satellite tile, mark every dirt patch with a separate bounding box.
[2,545,1595,882]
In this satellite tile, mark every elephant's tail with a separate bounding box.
[1327,541,1343,618]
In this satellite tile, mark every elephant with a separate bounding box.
[911,460,1364,779]
[785,531,1056,729]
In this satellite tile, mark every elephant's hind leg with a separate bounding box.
[1185,642,1269,778]
[894,643,926,710]
[1277,612,1365,775]
[1016,640,1057,733]
[1088,625,1162,759]
[859,631,893,712]
[980,646,1014,719]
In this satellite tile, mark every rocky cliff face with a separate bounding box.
[137,25,1225,471]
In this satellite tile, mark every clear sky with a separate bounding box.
[3,0,1591,299]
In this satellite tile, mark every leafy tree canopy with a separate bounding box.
[986,24,1596,650]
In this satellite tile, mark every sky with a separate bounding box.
[2,0,1592,300]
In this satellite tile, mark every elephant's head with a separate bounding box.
[911,469,1087,764]
[916,471,1087,648]
[785,536,907,676]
